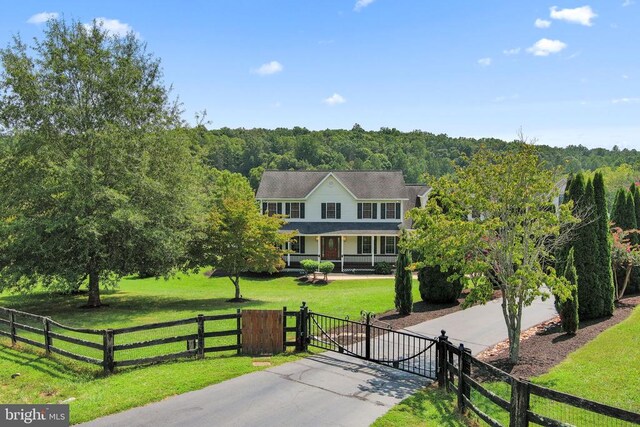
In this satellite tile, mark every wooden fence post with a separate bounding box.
[197,314,205,359]
[457,344,471,413]
[103,329,115,374]
[282,306,287,353]
[43,317,51,356]
[510,378,530,427]
[462,346,471,401]
[437,330,448,388]
[236,308,241,355]
[9,311,16,346]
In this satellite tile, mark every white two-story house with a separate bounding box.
[256,170,430,272]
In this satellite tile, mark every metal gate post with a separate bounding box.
[365,312,371,360]
[298,302,309,352]
[437,330,448,388]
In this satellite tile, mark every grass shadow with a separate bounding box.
[0,345,99,380]
[0,293,268,328]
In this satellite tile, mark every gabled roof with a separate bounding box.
[403,184,431,228]
[256,170,410,200]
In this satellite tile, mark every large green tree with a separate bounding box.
[0,20,200,307]
[408,144,576,362]
[193,171,293,301]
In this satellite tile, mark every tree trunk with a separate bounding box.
[87,269,101,307]
[508,325,521,363]
[616,264,633,301]
[233,274,241,299]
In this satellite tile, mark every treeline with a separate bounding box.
[190,125,640,187]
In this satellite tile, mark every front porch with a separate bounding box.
[283,234,399,272]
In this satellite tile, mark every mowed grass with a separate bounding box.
[374,305,640,426]
[371,385,471,427]
[0,272,416,424]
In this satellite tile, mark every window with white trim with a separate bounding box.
[381,236,398,254]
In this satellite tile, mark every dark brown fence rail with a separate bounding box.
[436,332,640,427]
[0,307,244,373]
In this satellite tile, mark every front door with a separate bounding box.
[322,236,340,260]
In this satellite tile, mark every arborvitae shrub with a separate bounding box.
[418,265,463,303]
[394,249,413,315]
[555,248,579,334]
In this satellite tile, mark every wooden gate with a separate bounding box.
[242,310,283,355]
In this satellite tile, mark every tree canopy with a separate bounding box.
[0,19,201,306]
[408,144,577,362]
[190,170,293,301]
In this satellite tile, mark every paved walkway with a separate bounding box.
[81,297,556,427]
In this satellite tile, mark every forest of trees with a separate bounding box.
[188,125,640,188]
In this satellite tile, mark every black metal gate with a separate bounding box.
[295,302,438,379]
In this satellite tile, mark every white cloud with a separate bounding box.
[84,18,135,37]
[623,0,634,6]
[612,97,640,104]
[477,57,492,67]
[503,47,521,55]
[550,6,597,26]
[323,93,346,106]
[527,38,567,56]
[252,61,284,75]
[494,94,519,103]
[27,12,58,24]
[535,18,552,28]
[354,0,375,12]
[622,74,629,79]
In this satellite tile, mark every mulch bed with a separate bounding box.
[376,290,502,330]
[476,294,640,380]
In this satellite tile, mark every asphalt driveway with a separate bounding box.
[81,296,556,427]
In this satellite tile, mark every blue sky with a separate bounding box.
[1,1,638,149]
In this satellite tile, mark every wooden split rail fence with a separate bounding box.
[435,331,640,427]
[0,307,242,373]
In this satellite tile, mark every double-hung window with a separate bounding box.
[321,202,341,219]
[380,236,398,254]
[357,203,377,219]
[285,202,305,219]
[263,202,282,216]
[380,202,401,219]
[357,236,373,254]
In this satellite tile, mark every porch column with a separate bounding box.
[340,236,344,272]
[287,241,291,266]
[317,236,321,264]
[371,235,376,267]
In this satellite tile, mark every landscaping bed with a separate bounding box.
[376,290,502,330]
[477,294,640,380]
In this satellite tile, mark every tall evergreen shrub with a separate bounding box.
[593,173,615,316]
[394,240,413,315]
[556,247,579,334]
[628,183,640,293]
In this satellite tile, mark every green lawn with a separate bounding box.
[0,272,415,424]
[371,385,471,427]
[374,305,640,426]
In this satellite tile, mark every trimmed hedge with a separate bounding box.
[418,265,463,303]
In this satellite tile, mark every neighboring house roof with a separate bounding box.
[256,170,409,200]
[403,184,430,228]
[281,222,400,236]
